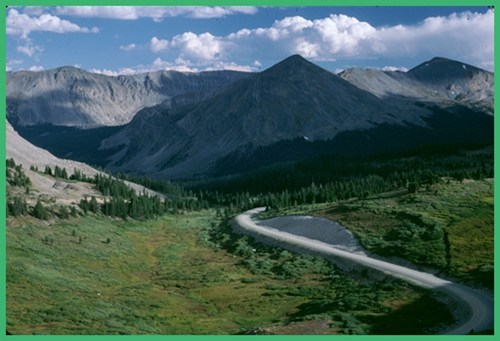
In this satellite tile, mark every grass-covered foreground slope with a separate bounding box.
[7,210,454,335]
[309,179,493,289]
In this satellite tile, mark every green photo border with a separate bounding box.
[1,0,497,339]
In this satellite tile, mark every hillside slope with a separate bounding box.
[101,55,434,178]
[7,67,251,127]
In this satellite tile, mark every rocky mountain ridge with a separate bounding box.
[339,57,493,114]
[7,67,252,127]
[8,55,494,180]
[101,55,449,178]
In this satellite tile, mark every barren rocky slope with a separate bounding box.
[7,67,251,127]
[339,57,493,114]
[6,120,162,201]
[101,55,433,178]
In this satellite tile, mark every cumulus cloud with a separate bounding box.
[150,37,169,53]
[120,43,137,51]
[170,32,224,61]
[7,8,99,39]
[151,31,226,60]
[226,14,377,59]
[198,10,493,71]
[55,6,258,21]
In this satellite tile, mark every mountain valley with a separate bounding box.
[6,54,494,335]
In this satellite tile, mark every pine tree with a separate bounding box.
[61,168,68,179]
[33,200,49,220]
[89,196,100,214]
[44,165,53,177]
[79,197,89,214]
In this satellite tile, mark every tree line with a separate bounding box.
[6,144,494,221]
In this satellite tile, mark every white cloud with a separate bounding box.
[141,10,492,74]
[204,61,255,72]
[170,32,224,61]
[375,10,494,62]
[7,59,25,71]
[28,65,44,71]
[87,56,258,76]
[16,42,43,57]
[22,6,48,16]
[7,59,24,67]
[150,37,169,53]
[90,68,127,76]
[55,6,258,21]
[153,57,200,72]
[152,32,226,60]
[224,10,494,71]
[120,43,137,51]
[381,66,409,72]
[7,8,99,39]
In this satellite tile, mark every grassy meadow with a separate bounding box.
[267,178,493,289]
[7,208,455,334]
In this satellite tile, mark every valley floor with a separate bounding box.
[7,209,455,334]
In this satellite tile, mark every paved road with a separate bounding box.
[235,207,494,335]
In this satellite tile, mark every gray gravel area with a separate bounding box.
[258,215,366,254]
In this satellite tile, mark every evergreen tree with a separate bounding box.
[89,196,100,214]
[8,197,28,217]
[44,165,53,177]
[79,197,89,214]
[33,200,49,220]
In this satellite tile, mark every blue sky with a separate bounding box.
[6,6,494,75]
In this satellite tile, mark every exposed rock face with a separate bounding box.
[102,55,432,178]
[8,55,494,181]
[339,57,494,114]
[7,67,252,127]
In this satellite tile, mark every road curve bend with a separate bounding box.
[234,207,494,335]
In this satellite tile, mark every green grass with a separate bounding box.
[310,178,494,289]
[7,209,455,335]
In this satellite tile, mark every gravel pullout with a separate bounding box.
[258,215,366,254]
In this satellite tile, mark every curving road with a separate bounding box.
[234,207,494,335]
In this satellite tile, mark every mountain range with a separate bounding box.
[339,57,493,113]
[7,55,494,180]
[7,67,251,127]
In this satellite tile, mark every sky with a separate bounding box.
[6,6,494,75]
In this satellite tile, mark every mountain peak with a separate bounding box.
[282,54,309,63]
[428,56,452,63]
[408,56,488,76]
[261,54,327,78]
[54,65,86,73]
[273,54,313,68]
